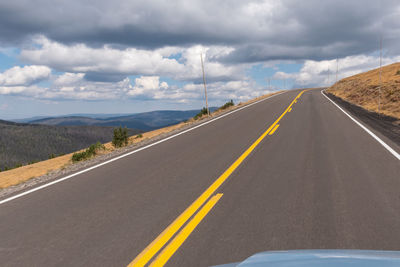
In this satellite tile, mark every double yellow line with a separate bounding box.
[128,90,306,267]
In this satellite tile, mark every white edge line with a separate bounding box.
[321,90,400,161]
[0,91,286,205]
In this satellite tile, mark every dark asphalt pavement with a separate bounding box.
[1,89,399,267]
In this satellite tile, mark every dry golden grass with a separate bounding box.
[0,91,281,189]
[327,62,400,119]
[0,153,73,189]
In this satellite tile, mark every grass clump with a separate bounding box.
[72,142,105,162]
[194,107,209,120]
[112,126,129,148]
[218,100,234,110]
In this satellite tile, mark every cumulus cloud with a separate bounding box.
[20,37,184,81]
[0,65,51,86]
[0,85,46,95]
[20,37,243,83]
[128,76,168,98]
[53,72,85,86]
[0,69,131,100]
[45,76,133,100]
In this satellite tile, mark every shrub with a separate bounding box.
[218,100,234,110]
[194,107,209,120]
[49,153,56,159]
[72,141,105,162]
[14,163,23,168]
[135,134,143,139]
[112,127,129,148]
[396,70,400,75]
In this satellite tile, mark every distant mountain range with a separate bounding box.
[22,109,217,131]
[13,113,135,123]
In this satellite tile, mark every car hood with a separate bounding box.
[213,250,400,267]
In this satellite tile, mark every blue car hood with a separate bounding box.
[214,250,400,267]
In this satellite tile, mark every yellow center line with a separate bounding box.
[149,193,223,267]
[128,90,306,267]
[268,124,280,135]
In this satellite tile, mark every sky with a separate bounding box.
[0,0,400,120]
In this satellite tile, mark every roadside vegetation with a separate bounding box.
[112,126,129,147]
[218,100,234,111]
[193,100,235,120]
[193,107,209,120]
[72,142,105,162]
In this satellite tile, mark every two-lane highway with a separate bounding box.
[1,89,399,267]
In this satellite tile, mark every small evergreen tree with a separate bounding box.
[112,127,129,147]
[193,107,209,120]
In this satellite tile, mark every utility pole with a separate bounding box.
[266,77,271,90]
[336,58,339,83]
[283,78,286,90]
[328,67,330,86]
[378,35,382,114]
[200,53,210,116]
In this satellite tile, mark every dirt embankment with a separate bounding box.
[326,62,400,119]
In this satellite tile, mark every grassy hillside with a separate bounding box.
[0,120,141,171]
[327,62,400,119]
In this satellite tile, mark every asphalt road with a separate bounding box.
[1,89,399,267]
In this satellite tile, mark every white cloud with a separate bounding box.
[53,72,85,86]
[44,77,133,100]
[0,73,132,100]
[175,45,244,82]
[20,36,184,79]
[0,65,51,86]
[0,85,46,95]
[128,76,168,97]
[20,37,243,83]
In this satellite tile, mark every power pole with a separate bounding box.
[283,78,286,90]
[266,77,271,90]
[328,67,330,86]
[336,58,339,83]
[200,53,209,116]
[378,35,382,114]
